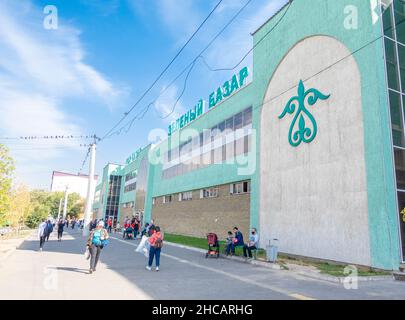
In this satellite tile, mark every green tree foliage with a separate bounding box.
[6,185,31,228]
[25,190,85,228]
[0,144,15,227]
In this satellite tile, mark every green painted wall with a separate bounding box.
[249,0,399,269]
[144,82,256,223]
[97,0,401,269]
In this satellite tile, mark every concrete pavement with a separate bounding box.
[1,228,405,300]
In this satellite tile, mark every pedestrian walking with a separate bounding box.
[134,216,140,239]
[57,219,65,241]
[89,219,97,231]
[146,226,163,272]
[45,220,53,241]
[38,220,48,252]
[107,218,113,233]
[87,221,109,274]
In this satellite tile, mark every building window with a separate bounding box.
[163,195,173,204]
[230,181,251,195]
[180,191,193,201]
[125,171,137,182]
[201,187,219,199]
[122,202,134,209]
[125,182,137,193]
[162,106,253,180]
[383,0,405,260]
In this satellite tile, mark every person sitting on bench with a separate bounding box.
[243,228,259,259]
[226,227,244,256]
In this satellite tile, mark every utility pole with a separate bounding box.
[62,186,69,220]
[57,198,63,220]
[83,141,97,237]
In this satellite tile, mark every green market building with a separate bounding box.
[93,0,405,270]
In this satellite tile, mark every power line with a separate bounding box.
[78,146,91,175]
[0,134,99,141]
[111,0,403,142]
[158,0,292,121]
[100,0,225,142]
[253,15,405,116]
[200,0,292,72]
[104,0,256,139]
[8,146,88,151]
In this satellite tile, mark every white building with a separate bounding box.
[51,171,99,198]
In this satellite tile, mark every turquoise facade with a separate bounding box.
[93,0,402,270]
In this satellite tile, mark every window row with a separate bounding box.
[164,106,252,164]
[162,135,252,180]
[383,0,405,45]
[125,182,137,193]
[122,202,135,209]
[125,171,137,182]
[152,181,251,206]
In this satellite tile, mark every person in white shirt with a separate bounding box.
[38,220,48,252]
[243,228,259,259]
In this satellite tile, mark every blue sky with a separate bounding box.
[0,0,286,189]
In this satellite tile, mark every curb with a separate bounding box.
[164,241,207,254]
[165,241,282,270]
[164,241,394,282]
[293,271,394,283]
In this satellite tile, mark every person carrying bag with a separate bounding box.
[86,221,109,274]
[146,226,163,272]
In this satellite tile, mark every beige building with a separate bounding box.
[51,171,98,198]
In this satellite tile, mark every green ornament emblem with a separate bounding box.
[279,80,331,147]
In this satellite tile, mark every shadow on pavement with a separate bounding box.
[14,229,292,300]
[50,267,89,274]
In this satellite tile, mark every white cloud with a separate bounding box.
[0,0,127,188]
[0,1,124,103]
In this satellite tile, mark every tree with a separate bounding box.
[63,192,84,218]
[6,185,31,228]
[25,190,85,228]
[0,144,15,227]
[26,205,48,229]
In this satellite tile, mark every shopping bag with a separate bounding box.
[84,247,90,260]
[135,235,148,253]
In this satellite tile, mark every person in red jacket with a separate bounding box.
[107,218,113,233]
[146,226,163,272]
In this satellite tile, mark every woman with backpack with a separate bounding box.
[86,221,109,274]
[146,226,163,272]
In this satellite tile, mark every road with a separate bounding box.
[1,229,405,300]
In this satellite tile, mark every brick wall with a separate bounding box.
[151,183,250,241]
[120,207,133,225]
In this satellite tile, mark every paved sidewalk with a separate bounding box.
[1,229,405,300]
[0,233,31,266]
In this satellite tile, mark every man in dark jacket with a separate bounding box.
[226,227,244,256]
[45,220,53,241]
[90,219,97,231]
[57,219,65,242]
